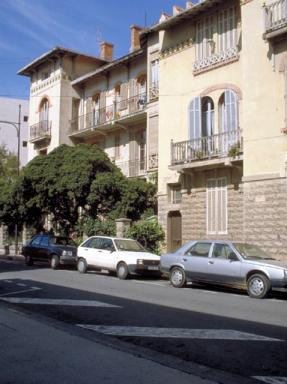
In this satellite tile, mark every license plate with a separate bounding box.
[147,266,159,270]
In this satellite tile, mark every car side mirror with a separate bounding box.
[229,252,238,261]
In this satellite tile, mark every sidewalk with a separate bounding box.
[0,305,217,384]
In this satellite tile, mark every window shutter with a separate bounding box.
[85,97,92,128]
[99,91,106,123]
[119,83,128,110]
[189,97,201,151]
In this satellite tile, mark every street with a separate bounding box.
[0,258,287,384]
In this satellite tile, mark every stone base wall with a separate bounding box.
[159,169,287,261]
[158,167,244,251]
[243,177,287,260]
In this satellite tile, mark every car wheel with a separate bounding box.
[25,255,33,266]
[116,262,129,280]
[170,267,186,288]
[51,255,60,270]
[77,258,87,274]
[247,273,270,299]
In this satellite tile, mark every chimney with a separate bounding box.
[173,5,183,16]
[130,25,143,52]
[159,12,171,23]
[186,1,194,9]
[100,42,114,61]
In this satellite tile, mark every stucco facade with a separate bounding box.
[142,0,287,259]
[19,0,287,260]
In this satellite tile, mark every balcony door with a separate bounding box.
[219,90,238,154]
[39,98,49,132]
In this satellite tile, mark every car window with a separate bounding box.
[30,236,42,246]
[86,237,105,249]
[50,237,72,246]
[186,242,211,257]
[114,239,146,252]
[101,238,115,251]
[40,236,49,246]
[212,243,233,259]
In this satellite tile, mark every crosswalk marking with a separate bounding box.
[0,287,41,297]
[0,297,121,307]
[76,325,283,341]
[253,377,287,384]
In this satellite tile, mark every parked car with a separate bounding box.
[22,234,77,269]
[160,240,287,299]
[77,236,161,279]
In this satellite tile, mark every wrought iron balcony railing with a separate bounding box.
[70,93,147,133]
[30,120,51,141]
[264,0,287,34]
[171,129,242,166]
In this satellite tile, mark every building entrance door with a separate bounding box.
[167,211,182,252]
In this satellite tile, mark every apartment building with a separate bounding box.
[18,0,287,259]
[18,26,159,180]
[142,0,287,259]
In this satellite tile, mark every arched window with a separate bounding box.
[219,89,238,133]
[202,96,214,137]
[219,90,239,153]
[39,98,49,122]
[39,98,49,132]
[92,93,100,125]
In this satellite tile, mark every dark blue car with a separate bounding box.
[22,234,77,269]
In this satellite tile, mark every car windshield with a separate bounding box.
[51,237,74,246]
[114,239,146,252]
[233,243,274,260]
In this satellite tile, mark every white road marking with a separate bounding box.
[133,280,167,287]
[16,283,27,287]
[76,326,283,341]
[3,280,13,283]
[0,298,121,308]
[0,287,41,297]
[253,377,287,384]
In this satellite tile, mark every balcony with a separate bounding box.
[114,158,147,178]
[30,120,51,143]
[170,129,242,170]
[193,47,239,74]
[264,0,287,39]
[69,93,147,137]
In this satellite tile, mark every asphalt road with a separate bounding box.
[0,258,287,384]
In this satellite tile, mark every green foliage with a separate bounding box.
[0,143,157,237]
[77,217,116,238]
[0,145,19,227]
[126,218,165,255]
[88,172,156,221]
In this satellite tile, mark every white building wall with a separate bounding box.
[0,97,29,167]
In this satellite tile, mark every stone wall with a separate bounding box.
[243,177,287,260]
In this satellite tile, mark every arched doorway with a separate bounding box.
[167,211,182,252]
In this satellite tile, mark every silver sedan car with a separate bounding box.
[160,241,287,299]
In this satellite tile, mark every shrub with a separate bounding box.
[126,218,165,255]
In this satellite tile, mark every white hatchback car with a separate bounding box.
[77,236,161,279]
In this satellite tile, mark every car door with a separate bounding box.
[38,235,50,261]
[207,242,243,286]
[27,235,42,260]
[183,242,212,282]
[81,237,103,267]
[97,238,116,270]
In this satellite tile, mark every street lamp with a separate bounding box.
[0,104,22,254]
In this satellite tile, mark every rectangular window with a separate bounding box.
[206,178,227,234]
[170,185,182,204]
[151,59,159,89]
[218,6,238,52]
[114,134,121,159]
[196,16,214,60]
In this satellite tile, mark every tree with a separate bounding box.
[1,143,157,237]
[0,145,18,228]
